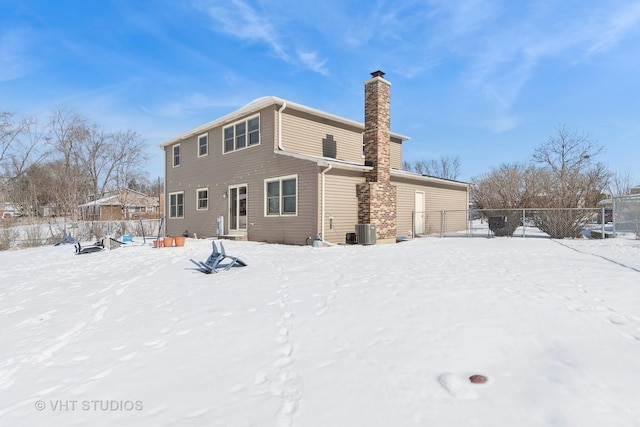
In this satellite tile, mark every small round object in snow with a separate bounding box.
[469,374,488,384]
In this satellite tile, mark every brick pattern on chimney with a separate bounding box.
[357,73,397,242]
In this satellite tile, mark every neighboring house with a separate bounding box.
[159,71,470,245]
[1,202,22,219]
[80,189,162,220]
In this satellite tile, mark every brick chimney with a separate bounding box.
[356,70,397,243]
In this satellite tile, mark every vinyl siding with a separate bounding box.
[164,105,320,244]
[280,110,405,168]
[281,109,365,163]
[319,169,365,244]
[393,176,469,236]
[390,137,402,169]
[250,156,319,245]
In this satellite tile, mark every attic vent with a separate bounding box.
[322,134,337,159]
[370,70,385,78]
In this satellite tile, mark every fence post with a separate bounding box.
[522,208,526,238]
[440,210,445,238]
[612,198,616,234]
[601,207,605,237]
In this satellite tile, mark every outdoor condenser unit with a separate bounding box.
[355,224,376,245]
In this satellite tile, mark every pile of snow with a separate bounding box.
[1,236,640,426]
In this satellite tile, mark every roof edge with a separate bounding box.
[391,169,471,187]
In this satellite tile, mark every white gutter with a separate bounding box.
[277,102,287,150]
[320,163,332,241]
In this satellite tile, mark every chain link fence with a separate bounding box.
[613,195,640,238]
[0,218,163,250]
[411,208,625,239]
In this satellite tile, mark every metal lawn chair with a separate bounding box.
[191,241,247,274]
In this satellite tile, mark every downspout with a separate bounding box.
[320,163,332,242]
[278,102,287,151]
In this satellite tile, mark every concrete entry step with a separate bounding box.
[217,235,248,241]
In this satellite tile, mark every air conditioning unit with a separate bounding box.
[355,224,376,245]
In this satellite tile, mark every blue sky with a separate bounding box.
[1,0,639,183]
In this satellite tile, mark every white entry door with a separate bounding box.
[414,191,425,235]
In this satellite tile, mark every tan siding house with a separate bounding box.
[160,71,470,245]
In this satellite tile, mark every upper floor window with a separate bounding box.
[198,134,208,157]
[223,115,260,153]
[172,144,181,167]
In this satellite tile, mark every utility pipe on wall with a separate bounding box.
[277,102,287,151]
[320,163,332,241]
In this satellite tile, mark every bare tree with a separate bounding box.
[46,106,149,221]
[110,130,149,218]
[47,106,92,220]
[1,113,49,216]
[471,125,611,238]
[530,125,610,238]
[471,163,536,235]
[1,111,27,165]
[404,155,462,180]
[609,169,635,196]
[531,125,610,208]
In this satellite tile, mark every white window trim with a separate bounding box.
[196,187,209,211]
[169,191,184,218]
[264,174,298,217]
[197,133,208,157]
[172,144,181,168]
[222,114,260,155]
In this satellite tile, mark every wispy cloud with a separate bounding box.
[194,0,330,75]
[0,27,36,81]
[420,1,640,132]
[142,93,245,118]
[296,51,328,76]
[426,0,500,40]
[584,1,640,57]
[198,0,287,59]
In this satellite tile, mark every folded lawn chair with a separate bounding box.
[190,241,247,274]
[75,239,105,255]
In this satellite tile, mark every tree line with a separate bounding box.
[0,107,160,221]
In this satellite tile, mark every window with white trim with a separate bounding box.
[196,188,208,210]
[265,175,297,216]
[223,115,260,153]
[172,144,181,167]
[169,192,184,218]
[198,133,208,157]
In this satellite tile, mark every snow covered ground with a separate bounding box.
[1,234,640,426]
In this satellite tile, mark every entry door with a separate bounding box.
[414,191,425,235]
[229,185,247,231]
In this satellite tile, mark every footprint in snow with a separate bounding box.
[609,314,628,325]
